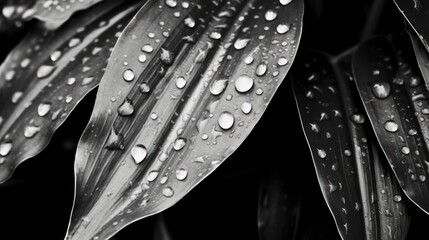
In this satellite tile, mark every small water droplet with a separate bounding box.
[276,24,290,34]
[37,103,51,117]
[118,98,134,116]
[241,102,252,114]
[123,69,135,81]
[420,175,426,182]
[184,16,195,28]
[371,82,390,99]
[277,57,288,66]
[160,48,175,66]
[393,194,402,202]
[67,77,76,85]
[162,186,174,197]
[265,10,277,21]
[218,112,234,130]
[173,138,186,151]
[0,143,12,156]
[5,70,15,81]
[210,79,228,96]
[176,168,188,180]
[50,50,62,62]
[175,76,186,89]
[279,0,293,5]
[384,120,398,133]
[150,112,158,120]
[69,38,81,48]
[255,63,267,76]
[410,76,421,87]
[244,55,254,65]
[256,88,263,95]
[165,0,177,7]
[139,83,151,93]
[309,123,320,133]
[209,32,222,40]
[147,171,159,182]
[138,54,147,63]
[235,75,253,93]
[105,128,124,150]
[141,44,153,53]
[234,38,251,50]
[351,113,365,124]
[401,146,410,155]
[373,70,380,75]
[24,125,40,138]
[317,148,326,159]
[11,91,23,103]
[131,144,147,164]
[408,129,417,135]
[37,65,56,79]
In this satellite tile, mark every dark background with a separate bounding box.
[1,0,429,239]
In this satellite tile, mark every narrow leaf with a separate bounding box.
[67,0,304,239]
[353,36,429,213]
[293,50,409,240]
[28,0,104,27]
[0,0,142,183]
[408,26,429,88]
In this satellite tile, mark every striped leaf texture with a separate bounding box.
[66,0,303,239]
[293,50,409,240]
[0,0,143,183]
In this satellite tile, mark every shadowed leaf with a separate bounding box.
[66,0,303,239]
[0,0,143,183]
[353,36,429,213]
[293,50,409,240]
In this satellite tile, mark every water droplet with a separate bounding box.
[393,194,402,202]
[276,24,290,34]
[277,57,288,66]
[20,58,31,68]
[176,168,188,180]
[317,148,326,159]
[11,91,23,103]
[235,75,253,93]
[139,83,151,93]
[241,102,252,114]
[244,55,254,65]
[410,76,421,87]
[37,103,51,117]
[328,181,338,193]
[173,138,186,151]
[234,38,250,50]
[255,63,267,76]
[279,0,293,5]
[150,112,158,120]
[105,128,124,150]
[351,113,365,124]
[256,88,263,95]
[401,146,410,155]
[131,144,147,164]
[24,125,40,138]
[305,90,314,99]
[373,70,380,75]
[371,82,390,99]
[209,32,222,40]
[422,108,429,115]
[123,69,135,81]
[37,65,56,79]
[147,171,159,182]
[408,129,417,135]
[67,77,76,85]
[118,98,134,116]
[162,186,174,197]
[0,143,12,156]
[184,16,195,28]
[50,50,62,62]
[141,45,153,53]
[160,48,175,66]
[265,10,277,21]
[68,38,81,48]
[175,76,186,89]
[384,120,398,133]
[218,112,234,130]
[138,54,147,63]
[5,70,15,81]
[420,175,426,182]
[309,123,320,133]
[165,0,177,7]
[210,79,228,96]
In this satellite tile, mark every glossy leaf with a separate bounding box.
[353,36,429,213]
[0,0,143,183]
[293,50,409,240]
[66,0,304,239]
[28,0,104,27]
[393,0,429,52]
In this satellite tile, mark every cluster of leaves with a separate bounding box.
[1,0,429,239]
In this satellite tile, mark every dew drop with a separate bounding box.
[184,16,195,28]
[138,54,147,63]
[67,77,76,85]
[209,32,222,40]
[351,113,365,124]
[235,75,253,93]
[317,148,327,159]
[265,10,277,21]
[241,102,252,114]
[141,44,153,53]
[255,63,267,76]
[50,50,62,62]
[176,168,188,181]
[160,48,175,66]
[371,82,390,99]
[38,103,51,117]
[68,38,81,48]
[277,57,288,66]
[410,76,421,87]
[150,112,158,120]
[147,171,159,182]
[0,143,12,156]
[234,38,251,50]
[165,0,177,7]
[218,112,234,130]
[5,70,15,81]
[131,144,147,164]
[401,146,410,155]
[139,83,151,93]
[384,120,398,133]
[123,69,135,81]
[37,65,56,79]
[162,187,174,197]
[408,129,417,135]
[118,98,134,116]
[11,91,23,103]
[393,194,402,202]
[24,125,40,138]
[276,24,290,34]
[244,55,254,65]
[20,58,31,68]
[173,138,186,151]
[175,76,187,89]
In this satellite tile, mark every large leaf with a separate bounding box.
[353,36,429,213]
[293,50,409,240]
[393,0,429,52]
[66,0,304,239]
[0,0,143,183]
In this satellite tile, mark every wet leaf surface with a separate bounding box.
[353,36,429,213]
[0,0,143,183]
[293,50,409,240]
[66,0,303,239]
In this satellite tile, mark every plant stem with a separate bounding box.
[361,0,387,41]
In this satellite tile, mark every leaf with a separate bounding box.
[0,0,35,33]
[0,0,143,183]
[393,0,429,52]
[66,0,304,239]
[28,0,104,27]
[293,50,409,240]
[408,25,429,88]
[353,36,429,213]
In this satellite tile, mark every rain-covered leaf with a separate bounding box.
[293,50,409,240]
[28,0,104,27]
[66,0,303,239]
[0,0,143,183]
[353,36,429,213]
[393,0,429,52]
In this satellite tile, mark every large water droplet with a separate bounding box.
[234,38,250,50]
[176,168,188,181]
[371,82,390,99]
[37,65,56,79]
[123,69,135,81]
[160,48,175,66]
[184,16,195,28]
[276,24,290,34]
[255,63,267,76]
[147,171,159,182]
[24,125,40,138]
[265,10,277,21]
[173,138,186,151]
[210,79,228,96]
[0,143,12,156]
[118,98,134,116]
[175,76,187,89]
[384,120,398,133]
[218,112,234,130]
[241,102,252,114]
[317,148,327,159]
[131,144,147,164]
[162,186,174,197]
[235,75,253,93]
